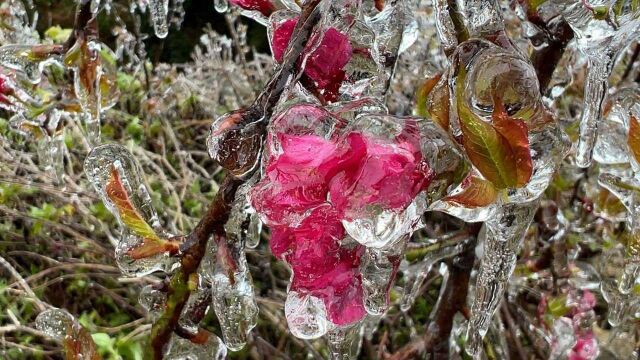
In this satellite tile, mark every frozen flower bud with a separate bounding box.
[207,107,266,178]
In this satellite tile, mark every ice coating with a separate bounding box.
[400,235,472,312]
[250,103,467,335]
[64,40,119,143]
[149,0,170,38]
[327,321,364,360]
[554,0,640,167]
[165,332,228,360]
[210,180,260,351]
[0,44,61,84]
[466,200,539,357]
[0,0,37,45]
[210,248,259,351]
[84,144,179,276]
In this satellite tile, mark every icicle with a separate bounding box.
[326,321,364,360]
[285,291,330,339]
[360,235,407,315]
[214,0,229,13]
[210,181,259,351]
[165,332,227,360]
[598,173,640,294]
[84,144,179,276]
[210,257,258,351]
[575,55,612,168]
[0,44,61,84]
[246,212,262,249]
[400,236,471,312]
[466,200,538,358]
[91,0,101,13]
[149,0,170,38]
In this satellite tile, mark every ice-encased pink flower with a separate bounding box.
[272,18,352,102]
[568,333,599,360]
[229,0,275,16]
[329,131,431,219]
[251,132,363,226]
[270,205,366,325]
[251,109,430,326]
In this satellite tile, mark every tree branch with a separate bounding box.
[389,223,479,360]
[64,0,96,51]
[518,1,574,92]
[144,1,325,358]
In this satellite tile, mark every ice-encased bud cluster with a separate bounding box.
[84,144,179,276]
[249,102,467,341]
[64,39,119,143]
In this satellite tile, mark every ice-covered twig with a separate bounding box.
[518,1,574,92]
[388,223,479,360]
[64,0,96,52]
[145,1,325,358]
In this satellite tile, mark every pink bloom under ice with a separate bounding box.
[250,104,432,326]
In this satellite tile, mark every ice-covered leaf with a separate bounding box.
[456,70,532,189]
[627,115,640,164]
[105,166,179,259]
[36,309,101,360]
[442,175,497,208]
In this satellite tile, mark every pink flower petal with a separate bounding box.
[330,132,431,219]
[230,0,275,16]
[272,19,353,102]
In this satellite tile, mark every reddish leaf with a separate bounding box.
[442,175,497,207]
[63,323,101,360]
[627,115,640,164]
[491,95,533,186]
[105,167,179,259]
